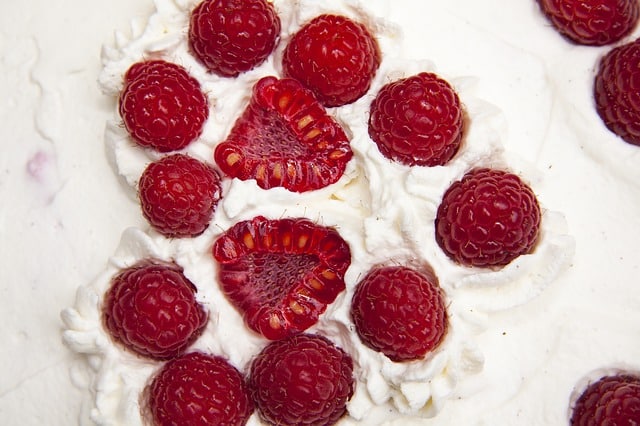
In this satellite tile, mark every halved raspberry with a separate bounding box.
[102,260,208,360]
[138,154,222,238]
[145,351,254,426]
[570,374,640,425]
[368,72,465,167]
[282,14,381,107]
[212,216,351,340]
[189,0,281,77]
[214,76,352,192]
[350,265,448,362]
[249,334,354,425]
[537,0,639,46]
[435,168,541,268]
[594,38,640,146]
[119,60,209,152]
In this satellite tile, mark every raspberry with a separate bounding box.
[570,374,640,425]
[212,216,351,340]
[138,154,222,238]
[145,351,254,426]
[537,0,639,46]
[368,72,465,167]
[249,334,354,425]
[594,38,640,146]
[119,60,209,152]
[435,168,541,268]
[189,0,281,77]
[214,76,352,192]
[102,260,208,360]
[282,14,381,107]
[351,265,448,362]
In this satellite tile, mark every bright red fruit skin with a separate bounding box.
[594,38,640,146]
[138,154,222,238]
[146,351,254,426]
[102,260,208,360]
[214,76,352,192]
[368,72,465,167]
[249,334,354,426]
[435,168,541,268]
[212,216,351,340]
[282,14,381,107]
[189,0,281,77]
[537,0,639,46]
[570,374,640,425]
[119,60,208,152]
[351,265,448,362]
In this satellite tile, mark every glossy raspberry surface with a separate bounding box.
[571,374,640,425]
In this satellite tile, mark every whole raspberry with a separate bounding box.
[351,265,448,362]
[249,334,354,425]
[138,154,222,238]
[435,168,541,268]
[570,374,640,425]
[368,72,465,167]
[119,60,209,152]
[146,351,254,426]
[189,0,281,77]
[537,0,639,46]
[594,38,640,146]
[282,14,381,107]
[102,260,208,360]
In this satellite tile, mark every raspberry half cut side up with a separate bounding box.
[212,216,352,340]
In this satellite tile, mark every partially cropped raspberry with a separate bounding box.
[282,14,380,107]
[351,265,448,362]
[102,260,208,360]
[435,168,541,268]
[139,154,222,238]
[570,374,640,425]
[146,351,254,426]
[119,60,209,152]
[537,0,639,46]
[189,0,281,77]
[368,72,464,167]
[249,334,354,425]
[594,38,640,146]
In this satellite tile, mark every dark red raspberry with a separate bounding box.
[212,216,351,341]
[435,168,541,268]
[138,154,222,238]
[119,60,208,152]
[102,260,208,360]
[594,38,640,146]
[249,334,354,425]
[368,72,465,167]
[537,0,639,46]
[145,351,254,426]
[282,14,381,107]
[189,0,281,77]
[570,374,640,425]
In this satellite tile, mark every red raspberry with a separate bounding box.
[435,168,541,268]
[138,154,222,238]
[249,334,354,425]
[368,72,465,167]
[102,260,208,360]
[282,14,381,107]
[537,0,639,46]
[350,265,448,362]
[119,60,209,152]
[189,0,281,77]
[214,76,352,192]
[145,351,254,426]
[212,216,351,340]
[570,374,640,425]
[594,38,640,146]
